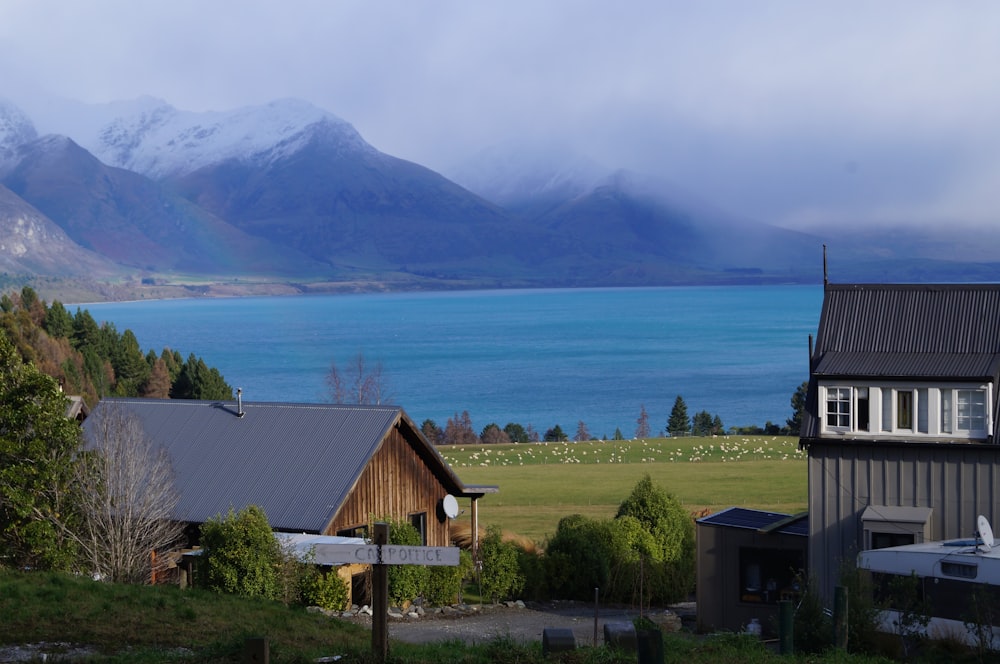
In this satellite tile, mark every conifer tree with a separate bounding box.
[667,395,689,437]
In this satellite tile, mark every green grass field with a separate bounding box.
[439,436,807,544]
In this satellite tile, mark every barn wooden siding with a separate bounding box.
[807,440,1000,599]
[326,422,452,546]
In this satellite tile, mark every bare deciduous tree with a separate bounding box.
[635,404,651,439]
[326,351,392,405]
[73,405,185,583]
[443,411,479,446]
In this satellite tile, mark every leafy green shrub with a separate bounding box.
[480,525,525,602]
[616,474,695,603]
[199,505,280,599]
[516,548,550,601]
[302,571,349,611]
[544,515,611,600]
[387,520,430,606]
[837,561,882,655]
[793,574,831,654]
[425,549,473,606]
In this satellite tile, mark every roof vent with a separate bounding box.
[237,388,245,418]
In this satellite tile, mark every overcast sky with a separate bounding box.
[2,1,999,229]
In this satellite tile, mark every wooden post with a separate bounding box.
[593,587,599,646]
[833,585,848,650]
[778,600,793,654]
[372,522,389,662]
[471,497,480,561]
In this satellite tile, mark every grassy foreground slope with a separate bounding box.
[441,436,807,543]
[0,569,898,664]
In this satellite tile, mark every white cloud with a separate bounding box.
[1,0,999,226]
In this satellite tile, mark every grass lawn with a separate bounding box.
[0,569,901,664]
[439,436,807,543]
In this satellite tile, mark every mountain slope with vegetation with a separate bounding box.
[0,285,231,406]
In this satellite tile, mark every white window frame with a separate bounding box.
[825,386,852,430]
[946,387,989,437]
[820,381,993,440]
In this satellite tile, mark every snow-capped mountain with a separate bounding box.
[2,132,326,276]
[75,97,372,180]
[446,140,606,214]
[1,93,986,292]
[0,100,38,173]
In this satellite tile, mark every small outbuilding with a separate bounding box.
[696,507,808,635]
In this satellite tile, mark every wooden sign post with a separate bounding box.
[372,523,389,662]
[312,522,461,662]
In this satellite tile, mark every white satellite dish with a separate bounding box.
[978,514,995,552]
[442,494,460,519]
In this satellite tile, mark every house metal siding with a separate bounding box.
[807,440,1000,599]
[84,399,464,533]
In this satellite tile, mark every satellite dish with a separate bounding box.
[442,494,460,519]
[978,515,995,551]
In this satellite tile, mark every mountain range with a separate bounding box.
[1,96,997,301]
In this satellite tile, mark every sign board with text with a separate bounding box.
[312,543,459,567]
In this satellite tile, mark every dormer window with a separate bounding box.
[826,387,851,428]
[820,383,992,440]
[941,389,987,434]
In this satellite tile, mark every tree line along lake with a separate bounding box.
[86,285,823,439]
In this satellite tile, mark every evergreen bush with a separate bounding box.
[387,520,430,606]
[302,571,350,611]
[479,525,525,602]
[200,505,281,600]
[425,549,473,606]
[544,515,611,600]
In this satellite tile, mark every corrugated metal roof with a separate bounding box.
[697,506,808,537]
[801,283,1000,440]
[84,398,470,532]
[814,351,1000,379]
[815,284,1000,359]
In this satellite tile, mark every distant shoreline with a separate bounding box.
[25,273,820,306]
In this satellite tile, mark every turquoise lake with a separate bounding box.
[86,285,823,438]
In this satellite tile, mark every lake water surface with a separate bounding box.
[87,285,823,438]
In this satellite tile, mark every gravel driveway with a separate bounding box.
[349,601,694,647]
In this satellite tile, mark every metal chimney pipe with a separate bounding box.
[237,388,244,417]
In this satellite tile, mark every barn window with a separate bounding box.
[410,512,427,545]
[337,524,369,540]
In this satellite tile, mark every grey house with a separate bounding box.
[799,283,1000,600]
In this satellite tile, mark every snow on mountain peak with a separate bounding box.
[83,97,368,179]
[447,139,607,206]
[0,99,38,171]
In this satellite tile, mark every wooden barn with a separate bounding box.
[83,398,496,551]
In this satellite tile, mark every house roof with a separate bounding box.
[84,398,485,533]
[813,284,1000,378]
[697,507,808,537]
[802,283,1000,440]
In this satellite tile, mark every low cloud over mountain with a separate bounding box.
[0,95,994,295]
